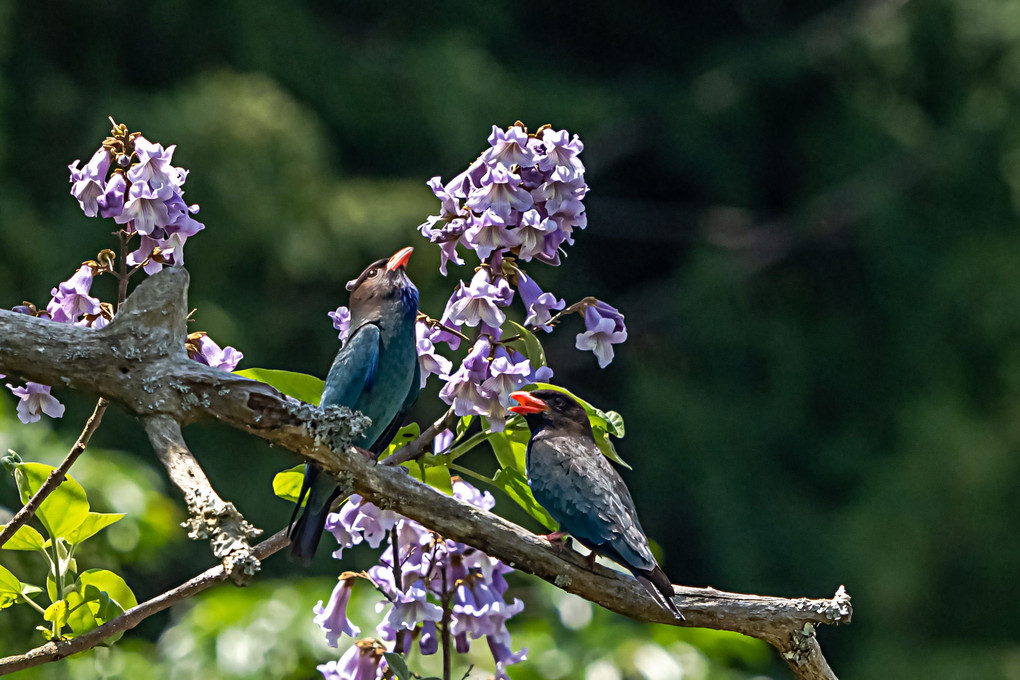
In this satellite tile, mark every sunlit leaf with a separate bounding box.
[0,564,22,610]
[235,368,325,406]
[13,463,91,539]
[380,423,420,460]
[492,468,558,531]
[0,524,46,551]
[64,512,125,546]
[272,465,307,504]
[43,599,69,636]
[405,457,453,495]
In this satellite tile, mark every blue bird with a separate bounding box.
[288,246,420,561]
[509,389,684,619]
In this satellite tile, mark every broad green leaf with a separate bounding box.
[234,368,325,406]
[506,320,548,367]
[64,512,125,546]
[14,463,91,539]
[66,580,127,638]
[489,431,528,472]
[405,458,453,495]
[1,524,46,551]
[77,569,136,611]
[530,383,631,469]
[384,652,411,680]
[381,423,421,460]
[44,599,69,636]
[492,468,558,531]
[0,564,22,610]
[272,465,307,504]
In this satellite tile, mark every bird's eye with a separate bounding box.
[367,268,379,278]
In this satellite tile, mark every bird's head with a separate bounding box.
[347,246,419,320]
[509,388,591,435]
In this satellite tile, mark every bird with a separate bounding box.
[288,246,421,561]
[508,388,684,619]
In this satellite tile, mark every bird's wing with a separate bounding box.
[321,323,381,408]
[367,358,421,452]
[533,435,657,572]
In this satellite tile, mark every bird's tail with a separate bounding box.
[287,464,341,563]
[635,566,685,620]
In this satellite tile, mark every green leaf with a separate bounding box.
[272,465,307,504]
[20,583,43,598]
[530,383,631,469]
[77,569,136,610]
[488,430,527,472]
[234,368,325,406]
[506,320,547,367]
[0,564,23,610]
[455,415,475,440]
[380,423,421,460]
[383,652,411,680]
[405,458,453,495]
[64,512,125,546]
[1,524,46,551]
[492,468,558,531]
[43,599,69,636]
[13,463,91,539]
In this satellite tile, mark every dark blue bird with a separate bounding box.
[288,246,420,561]
[509,389,684,619]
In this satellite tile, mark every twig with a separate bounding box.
[382,407,457,467]
[0,399,108,548]
[523,297,594,332]
[0,528,290,676]
[390,527,408,654]
[417,313,471,343]
[440,564,452,680]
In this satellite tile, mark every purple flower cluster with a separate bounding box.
[419,123,587,272]
[315,477,526,680]
[69,135,205,275]
[412,123,628,413]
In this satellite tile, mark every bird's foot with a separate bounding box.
[354,446,376,462]
[585,550,598,571]
[541,531,569,552]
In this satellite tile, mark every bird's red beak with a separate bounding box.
[509,391,548,415]
[386,246,414,271]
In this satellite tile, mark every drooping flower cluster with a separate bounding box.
[412,123,627,429]
[314,476,527,680]
[69,128,205,275]
[4,122,241,423]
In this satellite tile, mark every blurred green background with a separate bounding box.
[2,0,1020,678]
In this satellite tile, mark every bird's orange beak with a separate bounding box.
[386,246,414,271]
[509,391,548,415]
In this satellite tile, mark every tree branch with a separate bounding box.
[0,398,107,548]
[0,268,851,679]
[143,415,262,583]
[382,406,457,467]
[0,528,290,676]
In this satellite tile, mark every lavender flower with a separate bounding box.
[46,265,101,324]
[317,640,387,680]
[314,574,361,646]
[415,320,453,387]
[446,270,510,329]
[466,164,534,220]
[329,306,351,343]
[439,336,493,417]
[482,124,536,169]
[515,209,560,262]
[186,333,244,371]
[463,210,517,261]
[575,299,628,368]
[515,270,564,332]
[337,495,397,549]
[68,148,111,217]
[6,382,66,424]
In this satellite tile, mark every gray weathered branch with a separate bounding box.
[0,268,851,679]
